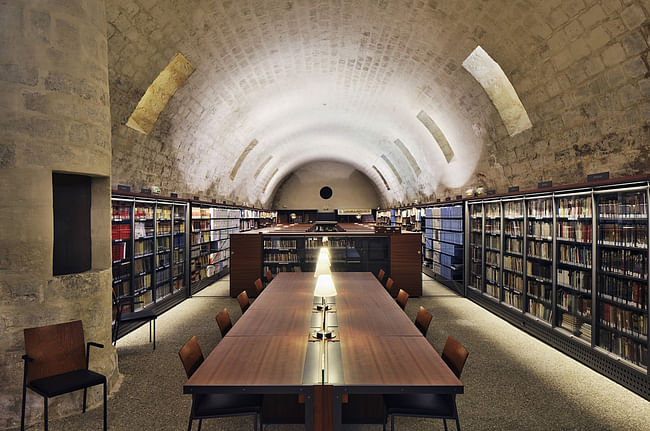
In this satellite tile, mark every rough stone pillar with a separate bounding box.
[0,0,117,428]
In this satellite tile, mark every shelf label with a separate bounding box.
[587,171,609,182]
[508,186,519,193]
[537,181,552,189]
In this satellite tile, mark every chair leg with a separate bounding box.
[197,418,202,431]
[43,396,48,431]
[443,418,448,431]
[391,414,395,431]
[187,416,193,431]
[254,413,257,431]
[20,385,27,431]
[103,381,108,431]
[456,418,461,431]
[83,387,88,413]
[153,319,156,350]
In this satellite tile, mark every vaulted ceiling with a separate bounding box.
[107,0,650,206]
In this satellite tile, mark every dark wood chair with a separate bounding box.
[383,336,469,431]
[385,277,395,297]
[112,288,157,349]
[237,291,251,314]
[21,320,107,431]
[179,336,262,431]
[254,278,264,296]
[377,269,386,284]
[216,309,232,338]
[396,289,409,310]
[265,270,273,283]
[414,306,433,337]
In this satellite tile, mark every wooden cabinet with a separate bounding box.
[390,232,422,296]
[230,233,262,297]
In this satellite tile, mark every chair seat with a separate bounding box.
[384,393,456,417]
[120,309,156,323]
[195,393,263,416]
[29,369,106,398]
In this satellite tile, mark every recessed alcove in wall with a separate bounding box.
[271,161,381,210]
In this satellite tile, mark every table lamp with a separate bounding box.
[313,274,336,339]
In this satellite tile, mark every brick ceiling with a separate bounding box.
[107,0,650,206]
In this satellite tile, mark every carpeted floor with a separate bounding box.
[18,274,650,430]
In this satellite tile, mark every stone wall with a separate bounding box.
[0,0,117,429]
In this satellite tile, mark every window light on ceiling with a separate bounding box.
[462,46,532,137]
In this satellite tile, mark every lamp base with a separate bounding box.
[311,330,336,340]
[314,304,333,311]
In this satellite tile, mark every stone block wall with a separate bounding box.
[0,0,117,429]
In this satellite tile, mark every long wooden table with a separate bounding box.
[184,272,463,430]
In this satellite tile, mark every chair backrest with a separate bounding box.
[23,320,86,383]
[265,270,273,282]
[179,336,204,378]
[414,306,433,337]
[254,278,264,295]
[237,290,250,314]
[396,289,409,310]
[377,269,385,283]
[385,277,394,295]
[441,336,469,379]
[216,309,232,338]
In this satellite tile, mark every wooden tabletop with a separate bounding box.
[185,272,462,392]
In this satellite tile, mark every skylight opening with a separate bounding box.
[230,139,258,180]
[462,46,532,136]
[416,110,455,163]
[126,53,194,135]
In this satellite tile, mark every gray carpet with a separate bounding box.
[18,275,650,430]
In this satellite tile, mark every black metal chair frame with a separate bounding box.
[112,292,157,349]
[21,342,107,431]
[383,397,461,431]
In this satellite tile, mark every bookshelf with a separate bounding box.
[189,202,240,293]
[240,208,278,231]
[463,177,649,399]
[111,195,189,319]
[422,203,464,294]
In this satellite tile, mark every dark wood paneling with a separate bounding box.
[313,385,334,431]
[390,233,422,296]
[229,233,262,297]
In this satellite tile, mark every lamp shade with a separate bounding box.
[313,259,331,278]
[314,274,337,298]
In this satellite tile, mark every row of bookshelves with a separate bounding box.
[112,195,273,317]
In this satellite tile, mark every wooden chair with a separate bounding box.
[414,306,433,337]
[383,336,469,431]
[396,289,409,310]
[216,309,232,338]
[179,336,262,431]
[237,290,251,314]
[265,270,273,283]
[112,288,157,350]
[254,278,264,296]
[385,277,395,297]
[21,320,107,431]
[377,268,386,284]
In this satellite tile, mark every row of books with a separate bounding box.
[425,205,463,218]
[599,330,647,367]
[527,199,553,218]
[134,258,153,274]
[598,224,648,248]
[486,251,500,266]
[486,267,499,284]
[556,221,592,243]
[557,197,593,218]
[264,239,297,249]
[264,252,300,263]
[528,220,553,238]
[112,243,127,261]
[485,203,500,219]
[191,207,241,219]
[598,276,647,309]
[504,201,523,218]
[558,244,592,267]
[504,290,523,308]
[112,224,131,240]
[134,205,154,220]
[503,272,523,291]
[528,280,552,301]
[527,241,552,260]
[471,219,482,231]
[156,222,171,235]
[134,241,153,256]
[263,265,302,275]
[598,192,648,218]
[485,219,501,232]
[504,221,523,236]
[600,303,648,340]
[191,219,240,231]
[156,252,170,267]
[486,235,500,249]
[503,255,523,272]
[557,268,591,291]
[558,291,591,318]
[505,238,523,254]
[134,222,154,238]
[528,299,552,322]
[305,237,326,248]
[112,262,130,281]
[486,282,499,298]
[600,249,647,279]
[112,204,131,221]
